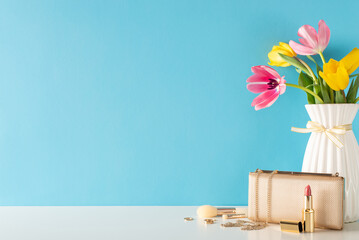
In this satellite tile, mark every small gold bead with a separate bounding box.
[204,219,215,224]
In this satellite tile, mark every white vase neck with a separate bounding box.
[305,104,359,128]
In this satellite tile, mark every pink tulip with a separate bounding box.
[247,66,286,110]
[289,20,330,55]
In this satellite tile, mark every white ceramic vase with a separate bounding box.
[301,104,359,222]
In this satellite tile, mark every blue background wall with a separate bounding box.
[0,0,358,205]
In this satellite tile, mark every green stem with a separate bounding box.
[355,97,359,103]
[330,89,334,103]
[341,90,347,103]
[296,57,318,84]
[319,52,326,64]
[306,55,316,64]
[286,83,324,104]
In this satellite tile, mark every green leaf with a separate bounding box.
[318,76,331,103]
[347,76,359,103]
[305,84,315,89]
[313,85,322,104]
[346,80,355,101]
[335,91,346,103]
[306,55,316,64]
[315,63,323,73]
[279,54,310,75]
[298,72,315,104]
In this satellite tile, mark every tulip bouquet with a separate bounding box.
[247,20,359,110]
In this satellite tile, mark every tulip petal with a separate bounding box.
[337,62,349,90]
[320,58,343,91]
[247,83,270,93]
[254,90,279,110]
[299,38,315,48]
[326,59,339,72]
[268,61,290,67]
[318,20,330,52]
[268,50,290,67]
[341,47,359,75]
[246,74,270,83]
[251,65,281,79]
[298,24,318,48]
[251,89,277,107]
[279,42,296,56]
[319,71,340,91]
[278,81,286,95]
[289,40,317,55]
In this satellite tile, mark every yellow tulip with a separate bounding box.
[268,42,297,67]
[319,48,359,91]
[319,60,349,91]
[340,47,359,75]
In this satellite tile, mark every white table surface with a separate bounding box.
[0,206,358,240]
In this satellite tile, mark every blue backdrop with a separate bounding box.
[0,0,358,206]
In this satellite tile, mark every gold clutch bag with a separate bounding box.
[248,169,344,230]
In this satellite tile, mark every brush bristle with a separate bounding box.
[197,205,217,218]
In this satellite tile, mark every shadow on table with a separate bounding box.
[343,221,359,232]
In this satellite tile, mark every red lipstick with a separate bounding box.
[303,185,315,232]
[304,185,311,196]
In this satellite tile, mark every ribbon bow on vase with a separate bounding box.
[291,121,352,149]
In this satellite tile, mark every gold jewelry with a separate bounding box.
[204,219,215,224]
[221,220,267,230]
[255,169,263,221]
[266,170,278,222]
[184,217,194,221]
[252,169,277,229]
[222,214,245,219]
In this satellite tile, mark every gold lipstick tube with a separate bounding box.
[303,195,315,232]
[280,220,303,233]
[217,208,236,215]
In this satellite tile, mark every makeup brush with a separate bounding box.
[196,205,248,218]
